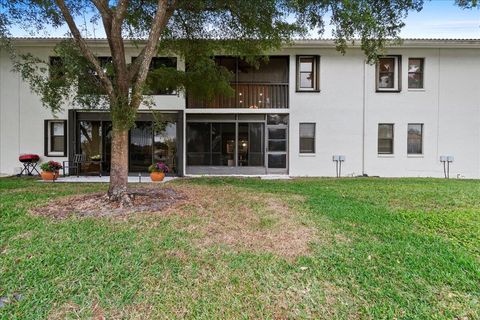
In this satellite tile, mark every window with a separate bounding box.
[44,120,67,156]
[376,56,401,92]
[133,57,177,95]
[299,123,315,153]
[378,124,394,154]
[296,55,319,91]
[408,124,423,154]
[408,58,424,89]
[49,57,65,81]
[267,114,289,125]
[78,56,113,95]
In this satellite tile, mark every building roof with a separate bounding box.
[7,37,480,48]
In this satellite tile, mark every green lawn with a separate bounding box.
[0,177,479,319]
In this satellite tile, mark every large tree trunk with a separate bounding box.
[108,126,131,205]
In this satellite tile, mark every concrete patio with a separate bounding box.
[40,175,177,183]
[35,174,291,183]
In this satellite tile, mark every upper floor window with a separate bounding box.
[133,57,177,95]
[378,123,394,154]
[78,56,113,95]
[44,120,67,157]
[408,58,424,89]
[49,57,65,81]
[408,123,423,154]
[376,56,401,92]
[296,55,319,91]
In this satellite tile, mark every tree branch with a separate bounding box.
[114,0,130,23]
[130,0,176,109]
[108,0,130,93]
[92,0,130,95]
[91,0,112,17]
[55,0,115,99]
[127,0,175,82]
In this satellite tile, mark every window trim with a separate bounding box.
[44,120,67,157]
[49,56,65,81]
[299,122,316,154]
[296,55,320,92]
[131,56,178,96]
[376,56,402,93]
[407,123,424,155]
[408,57,425,90]
[378,123,394,155]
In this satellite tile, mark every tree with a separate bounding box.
[0,0,426,204]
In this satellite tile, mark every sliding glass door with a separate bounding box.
[74,112,179,175]
[238,123,264,167]
[78,120,112,175]
[130,120,178,173]
[153,121,177,174]
[129,122,153,172]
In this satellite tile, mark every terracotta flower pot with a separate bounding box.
[41,171,58,181]
[150,172,165,182]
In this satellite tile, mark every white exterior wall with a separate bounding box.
[287,48,365,177]
[1,46,67,175]
[288,45,480,178]
[1,39,480,178]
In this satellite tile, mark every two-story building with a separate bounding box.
[1,38,480,178]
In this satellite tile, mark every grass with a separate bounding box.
[0,177,479,319]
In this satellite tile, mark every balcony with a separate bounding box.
[187,82,289,109]
[187,56,289,109]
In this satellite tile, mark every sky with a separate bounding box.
[317,1,480,39]
[9,1,480,39]
[398,1,480,38]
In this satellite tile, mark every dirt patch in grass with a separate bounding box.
[173,184,315,258]
[30,182,314,258]
[48,301,80,319]
[30,186,186,219]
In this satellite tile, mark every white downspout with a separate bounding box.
[362,59,367,175]
[0,47,2,174]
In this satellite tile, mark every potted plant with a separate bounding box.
[90,154,101,161]
[40,161,63,181]
[148,162,169,182]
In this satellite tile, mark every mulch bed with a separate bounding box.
[30,187,187,219]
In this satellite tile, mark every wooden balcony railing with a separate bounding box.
[187,83,289,109]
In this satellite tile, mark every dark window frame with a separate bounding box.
[408,58,425,89]
[299,122,316,154]
[296,55,320,92]
[44,119,67,157]
[407,123,424,155]
[49,56,65,81]
[376,56,402,93]
[131,56,178,95]
[77,56,113,95]
[378,123,394,155]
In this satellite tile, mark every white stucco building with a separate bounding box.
[1,38,479,178]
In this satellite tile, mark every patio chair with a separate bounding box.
[62,154,86,177]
